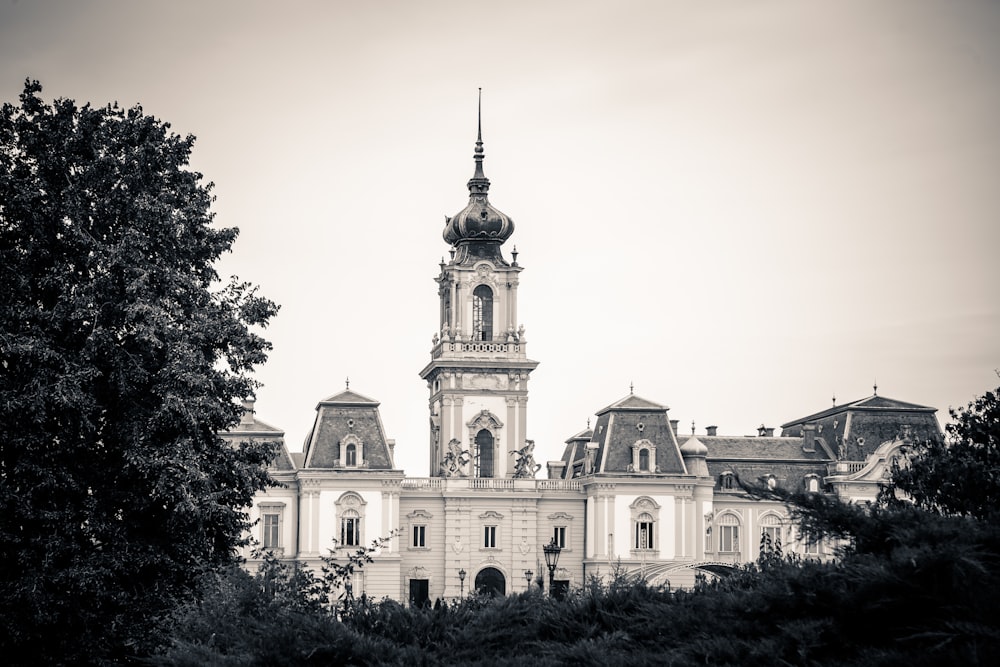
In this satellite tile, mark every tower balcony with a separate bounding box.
[430,336,530,361]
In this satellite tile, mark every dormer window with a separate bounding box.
[339,434,364,468]
[631,439,657,474]
[805,475,820,493]
[720,472,735,490]
[472,284,493,341]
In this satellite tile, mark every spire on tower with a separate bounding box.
[469,87,489,192]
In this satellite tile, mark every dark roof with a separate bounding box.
[303,388,396,470]
[684,435,833,461]
[318,389,380,407]
[589,394,687,475]
[565,427,594,443]
[228,418,283,434]
[781,394,935,428]
[595,393,667,416]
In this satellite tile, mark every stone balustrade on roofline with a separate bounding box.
[430,337,528,360]
[827,461,867,475]
[399,477,581,492]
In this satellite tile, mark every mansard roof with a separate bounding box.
[595,393,668,415]
[302,387,397,470]
[588,393,687,475]
[317,388,381,407]
[222,403,293,472]
[781,393,936,428]
[682,435,834,461]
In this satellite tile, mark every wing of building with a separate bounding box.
[226,109,942,605]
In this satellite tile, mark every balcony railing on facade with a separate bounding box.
[430,334,527,359]
[400,477,582,492]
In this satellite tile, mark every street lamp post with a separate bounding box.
[458,568,466,597]
[543,538,562,597]
[524,569,533,590]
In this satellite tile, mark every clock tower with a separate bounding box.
[419,99,538,478]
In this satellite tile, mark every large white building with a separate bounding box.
[226,116,942,605]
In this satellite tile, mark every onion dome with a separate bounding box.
[680,436,708,457]
[443,92,514,247]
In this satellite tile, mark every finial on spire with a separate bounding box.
[586,418,591,429]
[346,377,350,390]
[832,392,836,407]
[873,379,878,396]
[468,88,489,190]
[691,420,696,435]
[630,381,634,395]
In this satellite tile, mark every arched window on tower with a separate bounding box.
[472,285,493,342]
[345,443,357,467]
[476,429,494,478]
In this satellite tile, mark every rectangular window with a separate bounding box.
[484,525,497,549]
[635,521,654,550]
[804,536,820,555]
[262,512,280,549]
[341,517,360,547]
[719,525,740,553]
[553,526,567,549]
[412,525,426,548]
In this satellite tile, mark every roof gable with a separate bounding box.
[781,393,935,428]
[595,393,667,416]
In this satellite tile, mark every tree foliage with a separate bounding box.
[0,80,278,663]
[884,383,1000,520]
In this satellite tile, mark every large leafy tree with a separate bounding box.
[0,80,278,663]
[885,383,1000,521]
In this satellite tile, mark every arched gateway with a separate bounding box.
[474,567,506,596]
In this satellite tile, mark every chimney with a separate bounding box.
[763,427,774,437]
[802,424,816,453]
[387,439,396,467]
[669,419,679,437]
[240,397,255,426]
[705,425,718,436]
[547,460,567,479]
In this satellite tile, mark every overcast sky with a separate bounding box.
[3,0,998,475]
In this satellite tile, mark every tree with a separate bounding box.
[0,80,279,664]
[884,383,1000,521]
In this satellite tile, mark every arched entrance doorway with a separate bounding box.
[474,567,505,596]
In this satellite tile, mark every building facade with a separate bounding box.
[229,118,941,604]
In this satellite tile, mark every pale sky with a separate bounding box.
[2,0,998,476]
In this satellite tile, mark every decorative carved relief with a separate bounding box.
[466,374,503,390]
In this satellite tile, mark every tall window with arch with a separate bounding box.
[472,284,493,342]
[345,442,357,467]
[341,509,361,547]
[718,513,741,554]
[476,429,494,478]
[634,513,655,550]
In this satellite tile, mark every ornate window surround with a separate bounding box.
[468,410,503,478]
[631,439,657,473]
[548,511,574,551]
[335,492,367,549]
[338,433,364,468]
[629,497,660,555]
[407,509,433,551]
[259,501,285,554]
